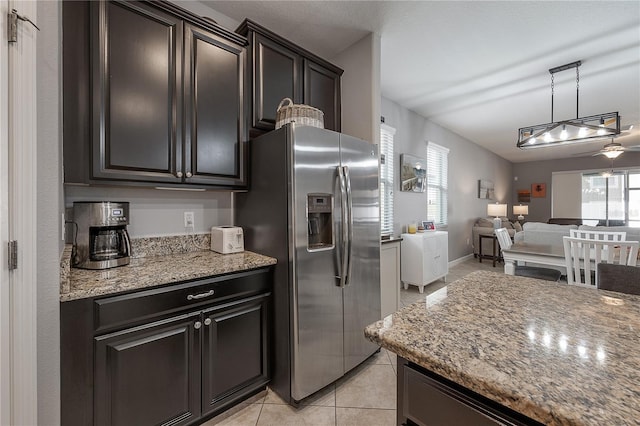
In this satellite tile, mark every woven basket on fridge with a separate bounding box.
[275,98,324,129]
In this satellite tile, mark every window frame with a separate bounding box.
[379,124,396,236]
[426,141,449,227]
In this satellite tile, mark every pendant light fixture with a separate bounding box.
[517,61,620,149]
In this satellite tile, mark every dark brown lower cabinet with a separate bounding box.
[61,268,272,426]
[398,357,543,426]
[202,296,269,415]
[94,312,201,426]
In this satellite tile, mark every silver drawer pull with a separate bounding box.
[204,318,212,326]
[194,321,202,329]
[187,290,215,300]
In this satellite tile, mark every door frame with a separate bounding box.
[2,1,39,424]
[0,0,11,422]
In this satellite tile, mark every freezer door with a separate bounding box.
[291,126,344,401]
[340,134,381,372]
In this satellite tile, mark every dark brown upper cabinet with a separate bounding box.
[63,1,248,189]
[237,19,343,134]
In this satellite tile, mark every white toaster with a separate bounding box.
[210,226,244,254]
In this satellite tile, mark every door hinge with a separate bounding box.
[8,9,40,43]
[8,240,17,270]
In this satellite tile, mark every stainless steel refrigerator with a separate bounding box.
[236,123,381,403]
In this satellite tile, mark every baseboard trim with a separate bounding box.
[449,253,474,268]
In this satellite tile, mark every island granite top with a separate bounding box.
[60,248,276,302]
[365,270,640,426]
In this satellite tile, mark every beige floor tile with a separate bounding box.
[336,407,396,426]
[257,404,335,426]
[201,403,262,426]
[369,348,391,365]
[264,384,336,407]
[335,363,396,409]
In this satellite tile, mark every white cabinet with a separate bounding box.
[401,231,448,293]
[381,240,401,318]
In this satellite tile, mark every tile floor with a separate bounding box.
[203,256,497,426]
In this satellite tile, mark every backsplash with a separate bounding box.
[131,233,211,258]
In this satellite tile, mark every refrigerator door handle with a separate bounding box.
[336,166,349,287]
[343,166,354,286]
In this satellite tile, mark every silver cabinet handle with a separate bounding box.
[186,172,192,178]
[204,318,212,326]
[194,321,202,329]
[176,171,183,178]
[187,290,215,301]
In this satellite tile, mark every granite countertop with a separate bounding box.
[60,241,276,302]
[365,270,640,425]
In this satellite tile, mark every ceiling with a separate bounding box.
[204,1,640,163]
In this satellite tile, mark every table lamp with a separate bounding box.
[487,203,507,229]
[513,204,528,222]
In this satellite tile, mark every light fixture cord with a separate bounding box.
[575,66,580,119]
[550,73,554,122]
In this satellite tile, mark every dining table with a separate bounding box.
[501,242,566,275]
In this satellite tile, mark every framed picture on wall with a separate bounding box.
[517,189,531,203]
[478,179,495,199]
[532,183,546,198]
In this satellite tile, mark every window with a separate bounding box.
[426,142,449,226]
[380,124,395,235]
[582,169,640,227]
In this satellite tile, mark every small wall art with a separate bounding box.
[400,154,427,192]
[478,179,494,199]
[532,183,546,198]
[517,189,531,203]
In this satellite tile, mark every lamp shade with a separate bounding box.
[513,205,529,216]
[487,203,507,218]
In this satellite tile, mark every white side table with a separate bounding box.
[401,231,448,293]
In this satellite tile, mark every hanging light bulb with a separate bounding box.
[528,129,536,144]
[560,125,568,140]
[577,121,588,138]
[544,131,552,143]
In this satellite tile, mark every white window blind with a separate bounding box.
[426,142,449,226]
[380,124,395,235]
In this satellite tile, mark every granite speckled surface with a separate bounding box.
[365,270,640,426]
[60,234,276,302]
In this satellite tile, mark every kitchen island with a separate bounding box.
[365,270,640,425]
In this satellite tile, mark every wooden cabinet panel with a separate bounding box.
[201,294,270,415]
[253,34,301,129]
[184,24,246,186]
[91,1,182,183]
[65,1,248,188]
[237,20,342,134]
[304,60,341,132]
[94,312,201,426]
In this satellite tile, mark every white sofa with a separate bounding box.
[514,222,640,245]
[513,222,578,246]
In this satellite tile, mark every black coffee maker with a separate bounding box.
[72,201,131,269]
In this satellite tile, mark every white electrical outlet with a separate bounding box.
[184,211,195,228]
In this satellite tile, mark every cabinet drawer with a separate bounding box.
[94,268,271,333]
[402,364,536,426]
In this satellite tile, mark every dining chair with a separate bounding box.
[597,264,640,295]
[495,228,562,282]
[562,236,639,287]
[569,229,627,242]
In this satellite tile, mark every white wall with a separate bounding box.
[37,1,61,423]
[331,33,381,145]
[381,97,513,261]
[65,186,234,237]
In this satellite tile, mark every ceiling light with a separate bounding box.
[603,149,623,159]
[517,61,620,149]
[560,125,568,140]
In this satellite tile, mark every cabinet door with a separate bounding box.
[251,33,302,130]
[91,1,183,183]
[184,24,247,187]
[201,294,270,415]
[94,312,201,426]
[303,59,341,132]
